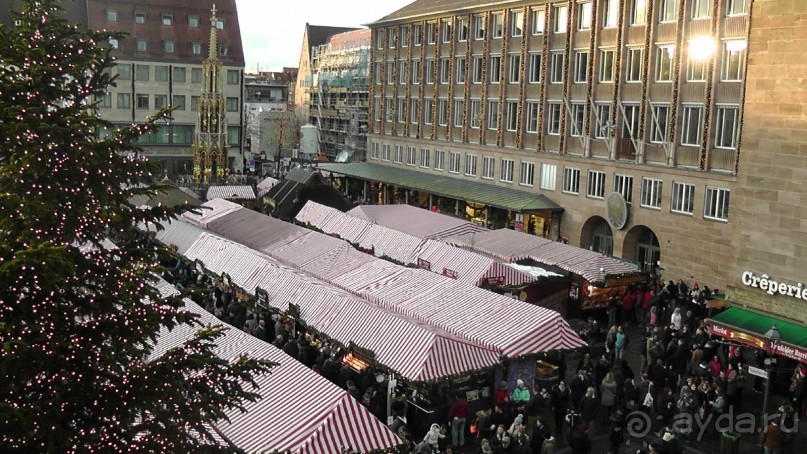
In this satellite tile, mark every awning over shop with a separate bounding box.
[708,307,807,363]
[318,162,563,212]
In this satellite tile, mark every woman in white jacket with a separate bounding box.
[671,307,683,331]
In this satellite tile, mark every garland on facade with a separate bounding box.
[735,0,755,176]
[403,23,413,137]
[699,0,721,171]
[558,0,574,154]
[637,0,657,164]
[446,17,456,142]
[515,5,529,150]
[380,28,388,136]
[368,33,376,135]
[391,25,400,137]
[462,13,473,143]
[583,0,600,158]
[668,0,688,166]
[479,11,491,144]
[536,5,550,152]
[418,20,427,139]
[496,9,509,147]
[430,21,440,140]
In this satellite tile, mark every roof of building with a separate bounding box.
[305,24,361,56]
[346,204,487,239]
[323,28,371,51]
[265,168,353,220]
[206,185,256,201]
[372,0,523,25]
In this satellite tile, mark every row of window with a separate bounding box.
[377,40,746,86]
[106,10,225,29]
[112,64,240,85]
[376,97,739,149]
[368,143,730,220]
[97,93,239,112]
[109,37,229,57]
[376,0,748,48]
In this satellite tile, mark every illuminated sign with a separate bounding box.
[741,271,807,300]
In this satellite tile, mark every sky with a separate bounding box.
[236,0,414,73]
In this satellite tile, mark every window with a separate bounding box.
[704,187,730,221]
[656,45,674,81]
[411,60,421,84]
[441,20,452,43]
[722,40,746,81]
[399,61,407,84]
[97,93,112,108]
[136,64,149,81]
[434,149,445,170]
[401,26,410,47]
[226,97,239,112]
[692,0,710,19]
[587,170,606,199]
[394,145,403,164]
[439,57,450,84]
[456,57,466,83]
[540,164,557,190]
[727,0,748,16]
[574,51,588,83]
[578,2,592,30]
[227,70,239,85]
[508,55,521,83]
[385,98,394,122]
[715,105,739,149]
[526,102,540,133]
[382,144,391,161]
[410,99,420,124]
[191,42,202,55]
[456,17,468,42]
[532,9,546,34]
[671,182,695,214]
[154,94,168,109]
[388,27,398,48]
[473,15,486,40]
[505,101,518,131]
[164,40,175,53]
[681,104,703,146]
[650,104,670,143]
[622,104,640,139]
[135,12,146,23]
[489,55,501,83]
[547,102,562,135]
[500,158,515,182]
[154,65,168,82]
[188,16,199,28]
[425,59,435,84]
[161,14,173,26]
[438,99,448,126]
[370,143,379,160]
[172,95,185,110]
[550,52,564,83]
[465,154,477,176]
[217,45,228,57]
[660,0,676,21]
[519,161,535,186]
[487,101,499,130]
[687,57,707,81]
[453,100,465,127]
[563,168,580,194]
[397,98,406,123]
[482,156,495,179]
[136,94,149,109]
[470,100,481,128]
[109,38,119,49]
[117,64,131,80]
[424,100,434,124]
[426,23,436,44]
[603,0,619,28]
[376,30,384,49]
[472,56,483,83]
[449,152,461,173]
[386,62,395,84]
[632,0,647,25]
[136,39,147,52]
[491,13,504,38]
[554,6,568,33]
[511,11,524,37]
[614,174,634,203]
[625,47,643,82]
[191,96,200,111]
[173,66,186,83]
[419,148,430,168]
[594,104,613,138]
[406,147,416,166]
[413,24,422,45]
[641,178,663,208]
[599,49,615,82]
[117,93,130,109]
[528,53,542,83]
[107,10,118,21]
[569,103,586,137]
[192,68,202,83]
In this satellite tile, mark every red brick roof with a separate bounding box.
[372,0,521,25]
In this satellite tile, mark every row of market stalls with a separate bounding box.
[148,277,402,453]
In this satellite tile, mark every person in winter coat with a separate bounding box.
[495,380,512,414]
[422,423,443,452]
[609,424,625,454]
[448,393,470,447]
[567,424,591,454]
[579,388,599,431]
[762,420,782,454]
[531,418,551,454]
[570,371,590,410]
[670,308,683,331]
[552,381,570,436]
[615,327,627,362]
[512,379,531,406]
[600,373,618,423]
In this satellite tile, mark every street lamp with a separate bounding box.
[760,323,782,453]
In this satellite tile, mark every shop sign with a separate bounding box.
[255,287,270,310]
[417,258,431,271]
[442,268,458,279]
[709,321,807,363]
[747,366,768,379]
[741,271,807,300]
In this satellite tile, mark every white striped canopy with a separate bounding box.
[206,186,256,201]
[148,298,401,453]
[346,204,487,239]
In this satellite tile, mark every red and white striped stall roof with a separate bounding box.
[148,298,401,453]
[256,177,280,197]
[346,204,488,239]
[178,230,501,381]
[182,198,244,229]
[206,185,256,201]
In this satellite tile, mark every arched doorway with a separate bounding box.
[580,216,614,256]
[624,225,660,273]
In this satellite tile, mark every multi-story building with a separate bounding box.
[244,69,298,172]
[318,0,807,323]
[1,0,246,175]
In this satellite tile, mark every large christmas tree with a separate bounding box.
[0,1,273,451]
